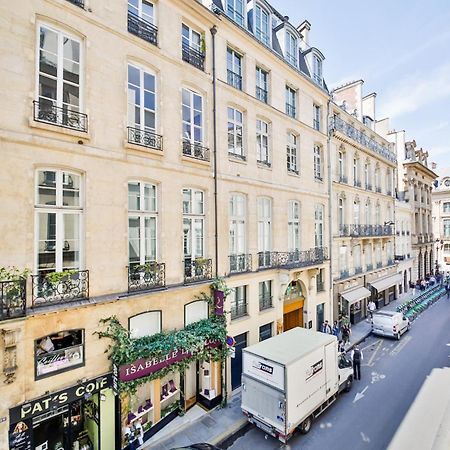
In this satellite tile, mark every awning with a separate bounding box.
[341,286,371,306]
[370,273,402,292]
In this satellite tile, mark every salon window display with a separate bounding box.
[35,330,84,378]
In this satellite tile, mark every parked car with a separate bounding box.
[372,310,410,340]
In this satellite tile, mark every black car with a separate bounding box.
[172,444,221,450]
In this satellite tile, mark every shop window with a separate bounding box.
[35,330,84,379]
[185,300,208,326]
[259,323,272,341]
[129,311,161,339]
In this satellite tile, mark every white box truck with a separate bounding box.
[241,327,353,443]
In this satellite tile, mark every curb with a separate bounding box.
[211,417,248,447]
[346,330,372,352]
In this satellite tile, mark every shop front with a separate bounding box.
[369,273,402,308]
[340,286,371,324]
[9,374,115,450]
[283,281,305,331]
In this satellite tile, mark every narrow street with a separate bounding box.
[223,296,450,450]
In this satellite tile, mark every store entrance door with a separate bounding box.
[184,361,197,410]
[231,333,247,390]
[283,300,304,331]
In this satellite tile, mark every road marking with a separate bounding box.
[353,386,369,403]
[361,339,382,352]
[361,431,371,443]
[390,335,412,356]
[366,339,383,367]
[371,372,385,384]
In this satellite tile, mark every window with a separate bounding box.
[316,268,325,292]
[314,145,322,180]
[444,219,450,237]
[365,244,372,268]
[128,181,157,265]
[227,48,242,90]
[315,204,324,248]
[287,133,298,173]
[184,300,208,326]
[255,67,268,103]
[338,197,345,227]
[128,0,154,23]
[36,24,85,130]
[375,202,381,225]
[313,104,321,131]
[35,330,84,379]
[129,311,161,339]
[353,157,359,186]
[288,201,300,252]
[386,168,392,194]
[339,246,348,273]
[255,4,270,45]
[353,199,360,225]
[183,188,205,262]
[338,150,345,180]
[259,323,272,341]
[256,119,270,165]
[182,88,203,144]
[182,23,201,53]
[226,0,244,26]
[374,165,380,190]
[444,202,450,213]
[285,31,298,66]
[230,285,248,319]
[353,245,361,270]
[285,86,296,118]
[364,161,371,189]
[36,170,82,276]
[229,194,246,255]
[444,243,450,252]
[258,197,272,254]
[259,280,272,310]
[376,244,382,265]
[365,199,371,224]
[312,54,322,84]
[228,107,244,158]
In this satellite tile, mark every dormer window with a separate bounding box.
[285,31,298,66]
[312,54,322,85]
[226,0,245,27]
[255,4,270,46]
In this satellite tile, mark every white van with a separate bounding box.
[372,310,410,340]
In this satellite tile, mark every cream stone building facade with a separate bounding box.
[432,170,450,273]
[0,0,332,448]
[329,81,398,324]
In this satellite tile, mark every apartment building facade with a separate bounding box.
[432,170,450,273]
[0,0,332,448]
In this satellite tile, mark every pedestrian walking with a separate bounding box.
[332,320,340,338]
[338,340,345,353]
[446,284,450,299]
[342,324,351,345]
[321,320,332,334]
[368,300,376,321]
[351,345,363,380]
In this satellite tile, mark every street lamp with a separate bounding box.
[435,238,443,274]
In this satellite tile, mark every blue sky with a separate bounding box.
[270,0,450,172]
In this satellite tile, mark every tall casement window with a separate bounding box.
[375,202,381,225]
[229,194,246,256]
[255,67,268,103]
[353,198,360,225]
[364,160,371,189]
[338,197,345,228]
[365,244,373,268]
[365,199,371,224]
[228,107,244,158]
[315,204,324,248]
[226,0,245,26]
[374,165,380,190]
[314,145,322,180]
[182,24,201,53]
[256,119,270,165]
[36,25,85,130]
[259,280,272,311]
[128,0,155,24]
[285,31,298,66]
[183,188,205,262]
[128,181,157,266]
[287,133,298,174]
[353,245,361,270]
[386,168,392,194]
[258,197,272,255]
[182,88,203,145]
[376,244,382,265]
[255,3,270,45]
[338,150,345,180]
[36,170,83,276]
[288,201,300,252]
[312,54,322,84]
[313,104,321,131]
[444,219,450,237]
[339,246,348,274]
[227,48,243,90]
[285,86,296,118]
[353,156,359,186]
[230,285,248,319]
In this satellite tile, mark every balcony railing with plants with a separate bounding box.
[227,70,242,90]
[127,11,158,45]
[286,103,296,118]
[259,295,273,311]
[127,127,163,151]
[182,140,210,162]
[258,251,277,269]
[229,254,252,274]
[67,0,84,8]
[31,270,89,308]
[330,115,397,163]
[184,258,212,284]
[182,44,205,71]
[231,302,247,319]
[33,101,88,132]
[128,263,165,293]
[0,278,26,320]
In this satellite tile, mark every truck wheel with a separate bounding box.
[299,416,312,434]
[344,377,353,393]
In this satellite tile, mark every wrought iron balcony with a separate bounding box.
[67,0,84,8]
[182,44,205,71]
[376,186,381,193]
[127,12,158,45]
[316,281,325,292]
[128,263,165,293]
[275,248,328,269]
[354,180,362,188]
[227,70,242,90]
[33,101,88,132]
[376,262,383,268]
[0,279,26,320]
[259,295,273,311]
[229,254,252,274]
[231,303,247,319]
[31,270,89,308]
[127,127,163,151]
[182,140,210,161]
[184,258,212,284]
[355,267,363,274]
[257,251,276,269]
[338,174,348,183]
[330,115,397,163]
[286,103,296,118]
[366,264,373,271]
[366,183,373,191]
[256,87,268,103]
[340,270,349,279]
[387,259,394,266]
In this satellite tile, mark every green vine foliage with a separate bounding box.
[0,266,30,282]
[45,269,78,285]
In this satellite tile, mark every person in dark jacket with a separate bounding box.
[351,345,363,380]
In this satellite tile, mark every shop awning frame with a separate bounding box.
[341,286,371,305]
[369,273,402,292]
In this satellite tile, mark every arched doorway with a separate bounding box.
[283,280,305,331]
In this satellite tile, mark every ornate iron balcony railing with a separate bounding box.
[258,251,276,269]
[31,270,89,308]
[340,270,349,279]
[128,263,165,293]
[376,262,383,268]
[366,264,373,271]
[0,279,26,320]
[338,174,348,183]
[127,12,158,45]
[227,70,242,90]
[355,267,363,274]
[256,86,268,103]
[182,140,210,161]
[259,295,273,311]
[339,224,393,237]
[67,0,84,8]
[354,180,362,188]
[33,101,88,132]
[229,254,252,274]
[366,183,373,191]
[376,186,382,193]
[184,258,212,284]
[127,127,162,151]
[231,303,247,319]
[258,248,328,270]
[286,103,296,118]
[182,44,205,71]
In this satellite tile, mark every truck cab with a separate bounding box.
[338,353,353,392]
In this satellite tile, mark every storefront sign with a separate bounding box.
[36,344,84,377]
[305,360,323,382]
[9,374,112,424]
[213,290,224,316]
[118,339,221,382]
[9,419,32,450]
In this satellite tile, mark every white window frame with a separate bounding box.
[127,0,155,24]
[338,150,345,179]
[285,31,298,66]
[285,86,296,117]
[181,23,201,52]
[353,245,361,269]
[256,119,270,165]
[255,66,268,103]
[255,3,270,46]
[182,87,204,144]
[353,157,359,185]
[313,104,321,131]
[129,311,161,339]
[227,107,244,157]
[338,197,345,227]
[226,0,245,26]
[315,204,324,248]
[339,246,347,272]
[365,199,371,225]
[287,132,298,173]
[230,285,248,318]
[353,199,360,225]
[183,188,205,260]
[227,47,243,89]
[312,54,322,84]
[184,300,208,326]
[314,145,322,180]
[257,197,272,253]
[288,200,300,252]
[229,193,246,255]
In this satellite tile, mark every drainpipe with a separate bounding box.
[326,99,334,322]
[210,25,219,278]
